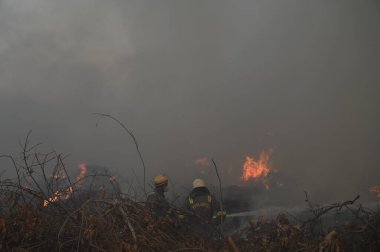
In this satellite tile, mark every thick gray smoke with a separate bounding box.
[0,0,379,205]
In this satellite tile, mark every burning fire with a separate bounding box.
[43,187,73,207]
[242,150,272,182]
[43,162,88,207]
[369,186,380,198]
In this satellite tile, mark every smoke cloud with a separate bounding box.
[0,0,379,204]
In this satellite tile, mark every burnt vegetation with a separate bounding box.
[0,134,379,251]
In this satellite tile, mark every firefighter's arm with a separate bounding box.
[212,195,227,219]
[176,208,185,220]
[176,197,191,220]
[216,209,227,218]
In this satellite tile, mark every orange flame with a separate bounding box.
[242,150,272,181]
[43,162,88,207]
[43,191,61,207]
[43,188,73,207]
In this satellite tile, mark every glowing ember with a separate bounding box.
[369,186,380,198]
[43,187,74,207]
[242,150,272,181]
[43,191,62,207]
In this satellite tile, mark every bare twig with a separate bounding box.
[118,204,137,242]
[211,158,224,236]
[302,195,360,227]
[94,113,147,196]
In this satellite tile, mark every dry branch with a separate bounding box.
[94,113,147,196]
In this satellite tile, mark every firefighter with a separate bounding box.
[184,178,225,239]
[146,175,171,217]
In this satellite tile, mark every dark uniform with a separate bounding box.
[146,187,171,217]
[184,186,221,239]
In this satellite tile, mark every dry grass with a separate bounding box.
[0,136,379,251]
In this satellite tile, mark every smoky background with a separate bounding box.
[0,0,379,207]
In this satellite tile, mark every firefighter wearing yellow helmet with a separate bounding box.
[146,175,170,217]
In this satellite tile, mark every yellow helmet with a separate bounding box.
[154,175,168,188]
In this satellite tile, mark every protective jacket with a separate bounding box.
[184,187,220,223]
[183,187,221,239]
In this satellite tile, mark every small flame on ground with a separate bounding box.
[43,187,74,207]
[242,150,272,182]
[43,163,88,207]
[43,192,61,207]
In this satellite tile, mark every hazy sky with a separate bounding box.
[0,0,379,201]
